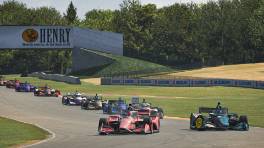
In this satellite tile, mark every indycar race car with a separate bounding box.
[0,80,6,86]
[6,80,20,89]
[129,97,164,119]
[81,94,103,110]
[190,102,249,131]
[102,98,128,115]
[15,82,36,92]
[34,86,61,97]
[62,92,87,105]
[98,109,160,135]
[0,76,7,86]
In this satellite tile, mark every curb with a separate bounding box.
[164,116,189,120]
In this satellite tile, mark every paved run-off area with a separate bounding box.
[0,87,264,148]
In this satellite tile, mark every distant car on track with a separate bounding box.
[98,109,160,135]
[81,94,104,110]
[129,97,164,119]
[6,80,19,89]
[34,86,61,97]
[15,82,36,92]
[190,102,249,131]
[62,92,87,105]
[102,98,128,115]
[0,77,7,86]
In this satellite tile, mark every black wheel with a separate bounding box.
[239,115,249,131]
[98,118,107,133]
[190,113,195,129]
[158,108,164,119]
[81,101,86,109]
[62,97,69,105]
[143,117,153,134]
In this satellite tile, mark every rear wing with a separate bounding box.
[199,107,228,114]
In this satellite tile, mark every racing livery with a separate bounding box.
[15,82,36,92]
[190,102,249,131]
[81,94,103,110]
[102,98,128,115]
[62,92,87,105]
[6,80,19,89]
[98,109,160,135]
[34,86,61,97]
[129,97,164,119]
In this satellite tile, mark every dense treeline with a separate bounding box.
[0,0,264,74]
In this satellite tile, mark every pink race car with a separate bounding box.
[98,109,160,135]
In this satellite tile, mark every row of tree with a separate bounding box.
[0,0,264,74]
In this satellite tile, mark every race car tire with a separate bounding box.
[143,117,153,134]
[190,113,195,129]
[98,118,107,133]
[80,102,87,109]
[194,116,204,130]
[62,97,69,105]
[158,108,164,119]
[239,115,249,131]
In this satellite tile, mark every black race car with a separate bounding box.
[190,102,249,131]
[81,94,103,110]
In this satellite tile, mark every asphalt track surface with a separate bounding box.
[0,87,264,148]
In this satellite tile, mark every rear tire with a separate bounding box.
[239,115,249,131]
[190,113,195,130]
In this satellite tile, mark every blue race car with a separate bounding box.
[15,82,36,92]
[190,102,249,131]
[62,92,87,105]
[102,98,128,115]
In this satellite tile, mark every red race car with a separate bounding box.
[34,86,61,97]
[98,109,160,135]
[6,80,19,88]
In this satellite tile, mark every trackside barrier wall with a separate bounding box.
[101,78,264,89]
[29,72,81,84]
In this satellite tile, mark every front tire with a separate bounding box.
[194,116,204,130]
[98,118,107,134]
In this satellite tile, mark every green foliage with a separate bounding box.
[1,0,264,74]
[80,9,115,31]
[64,1,77,25]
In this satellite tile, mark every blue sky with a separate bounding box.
[0,0,213,19]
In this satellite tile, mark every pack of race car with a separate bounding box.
[2,78,250,135]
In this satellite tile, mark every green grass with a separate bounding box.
[0,117,49,148]
[73,51,173,77]
[5,75,264,127]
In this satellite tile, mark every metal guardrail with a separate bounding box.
[29,72,81,84]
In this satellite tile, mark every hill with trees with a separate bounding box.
[0,0,263,75]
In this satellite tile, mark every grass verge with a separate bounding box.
[0,117,49,148]
[4,75,264,127]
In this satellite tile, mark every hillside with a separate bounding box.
[74,51,173,78]
[147,63,264,81]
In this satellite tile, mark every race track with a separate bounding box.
[0,87,264,148]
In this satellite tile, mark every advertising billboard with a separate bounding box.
[0,26,73,49]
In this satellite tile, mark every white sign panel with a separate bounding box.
[0,26,73,49]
